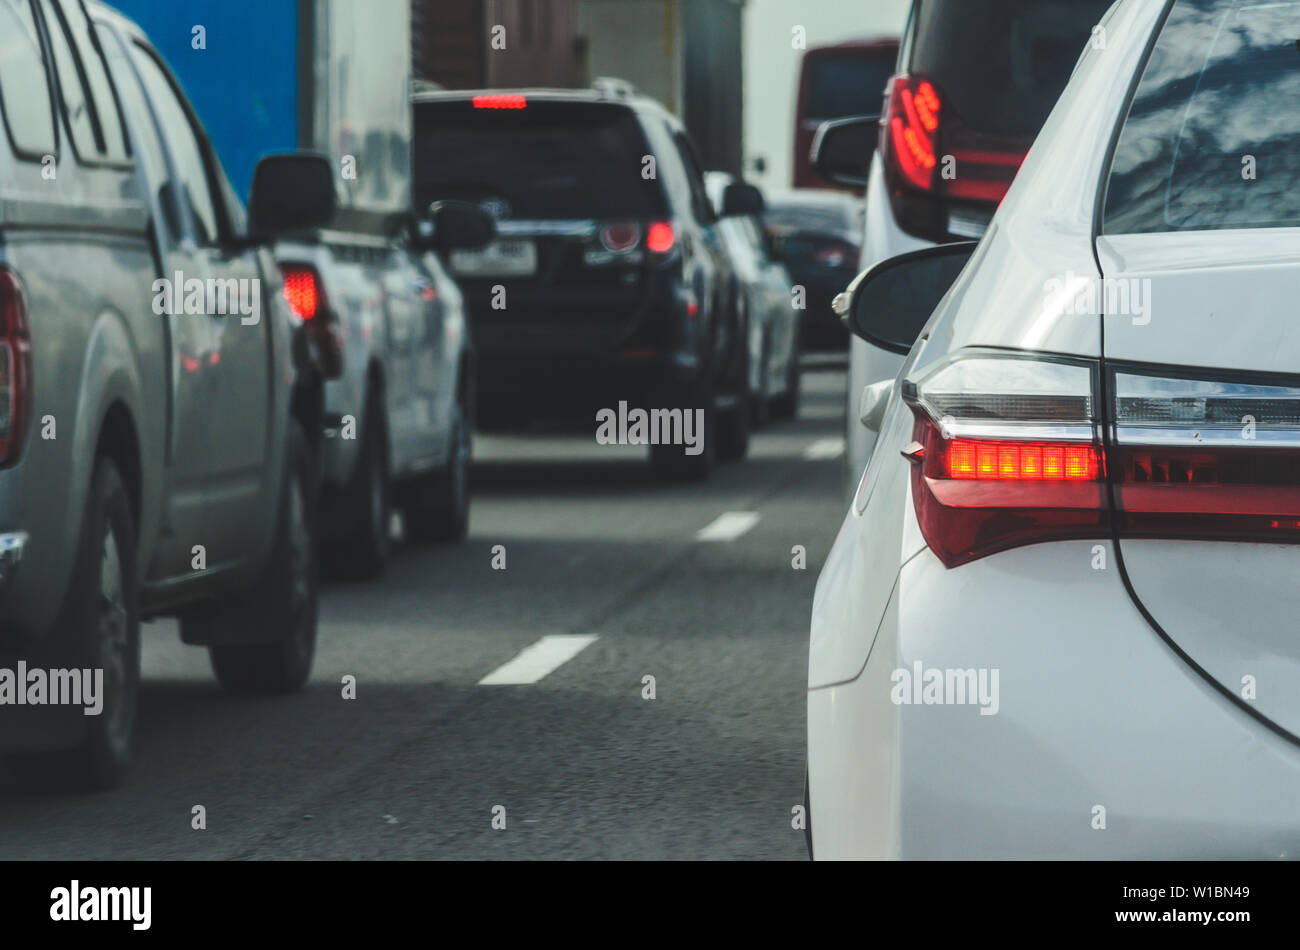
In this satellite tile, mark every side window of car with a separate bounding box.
[0,0,57,160]
[39,0,128,162]
[97,25,180,242]
[672,132,716,225]
[128,42,220,246]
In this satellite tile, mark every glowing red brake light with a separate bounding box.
[646,221,675,254]
[280,263,343,379]
[942,439,1099,482]
[281,266,319,320]
[473,94,527,110]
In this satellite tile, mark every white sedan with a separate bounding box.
[807,0,1300,859]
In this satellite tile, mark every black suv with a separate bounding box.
[412,88,763,478]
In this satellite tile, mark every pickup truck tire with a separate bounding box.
[208,421,318,695]
[324,401,389,579]
[8,456,140,791]
[650,375,716,480]
[404,402,470,543]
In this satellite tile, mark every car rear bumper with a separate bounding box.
[808,540,1300,859]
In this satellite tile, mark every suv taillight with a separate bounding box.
[880,73,1028,242]
[280,264,343,379]
[0,268,32,467]
[903,353,1300,567]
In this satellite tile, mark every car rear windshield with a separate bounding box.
[805,53,896,120]
[1104,0,1300,234]
[413,100,669,220]
[910,0,1112,138]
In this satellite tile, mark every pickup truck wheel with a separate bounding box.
[209,422,318,695]
[650,377,716,480]
[404,404,470,543]
[8,457,139,791]
[325,406,389,579]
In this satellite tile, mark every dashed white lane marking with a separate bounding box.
[804,437,846,461]
[696,511,761,542]
[478,635,600,686]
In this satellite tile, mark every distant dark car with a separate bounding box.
[412,86,765,479]
[764,192,864,351]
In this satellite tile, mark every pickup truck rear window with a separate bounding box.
[1104,0,1300,233]
[414,100,669,221]
[0,0,56,158]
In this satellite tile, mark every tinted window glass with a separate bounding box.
[129,42,219,244]
[911,0,1112,138]
[0,0,55,157]
[55,0,127,160]
[1104,0,1300,234]
[415,101,668,219]
[41,0,98,158]
[806,54,895,120]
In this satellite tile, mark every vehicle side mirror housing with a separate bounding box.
[414,200,497,252]
[247,152,337,238]
[811,116,877,188]
[835,241,978,353]
[720,181,765,217]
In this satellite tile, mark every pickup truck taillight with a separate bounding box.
[280,263,343,379]
[902,353,1300,567]
[0,268,32,467]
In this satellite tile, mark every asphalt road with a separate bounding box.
[0,362,849,860]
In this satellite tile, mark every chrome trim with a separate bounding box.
[494,220,599,237]
[936,422,1096,443]
[1114,426,1300,449]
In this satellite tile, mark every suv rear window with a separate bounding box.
[805,54,895,120]
[1104,0,1300,234]
[414,100,669,221]
[909,0,1112,138]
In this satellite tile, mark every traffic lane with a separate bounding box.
[0,367,848,860]
[232,417,844,860]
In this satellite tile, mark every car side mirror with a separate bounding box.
[834,241,977,353]
[811,116,877,188]
[720,182,765,217]
[247,152,337,239]
[414,200,496,252]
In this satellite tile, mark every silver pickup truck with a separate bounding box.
[0,0,335,789]
[278,201,492,580]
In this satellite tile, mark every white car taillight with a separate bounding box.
[0,268,32,468]
[903,352,1300,567]
[901,353,1106,567]
[1110,371,1300,541]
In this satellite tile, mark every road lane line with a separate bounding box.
[478,634,600,686]
[804,437,845,461]
[696,511,761,542]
